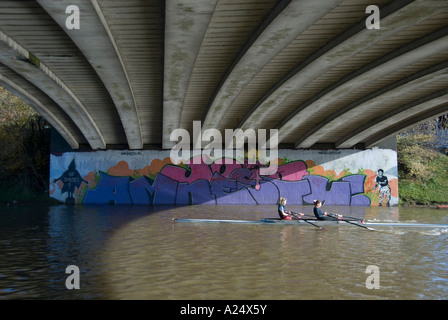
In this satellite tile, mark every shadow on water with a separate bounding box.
[0,204,180,299]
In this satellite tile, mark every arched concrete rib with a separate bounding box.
[201,0,346,133]
[338,88,448,149]
[37,0,143,150]
[238,0,423,132]
[294,31,448,149]
[364,101,448,148]
[162,0,219,149]
[202,0,346,133]
[0,31,106,149]
[0,73,79,149]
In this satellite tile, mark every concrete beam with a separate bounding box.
[163,0,218,149]
[239,0,432,134]
[0,30,106,149]
[0,72,79,149]
[365,103,448,149]
[1,0,447,151]
[295,32,448,148]
[340,88,448,149]
[202,0,344,132]
[37,0,143,149]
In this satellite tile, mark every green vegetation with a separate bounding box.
[397,118,448,206]
[0,87,53,205]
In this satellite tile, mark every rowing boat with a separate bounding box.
[172,218,448,228]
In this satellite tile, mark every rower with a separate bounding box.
[278,197,304,220]
[313,200,342,221]
[278,197,291,220]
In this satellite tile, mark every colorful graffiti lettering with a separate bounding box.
[49,155,400,206]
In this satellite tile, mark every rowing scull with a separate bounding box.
[172,218,448,228]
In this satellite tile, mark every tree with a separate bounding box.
[0,86,50,194]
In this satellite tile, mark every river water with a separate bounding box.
[1,204,448,300]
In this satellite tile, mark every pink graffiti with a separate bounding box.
[268,161,308,181]
[160,157,308,191]
[161,155,213,183]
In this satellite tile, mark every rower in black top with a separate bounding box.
[313,200,342,221]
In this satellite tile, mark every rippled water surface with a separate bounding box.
[1,204,448,300]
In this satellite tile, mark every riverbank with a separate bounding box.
[0,184,59,206]
[397,142,448,206]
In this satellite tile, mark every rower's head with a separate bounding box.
[314,200,322,207]
[279,197,287,205]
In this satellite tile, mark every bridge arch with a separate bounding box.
[0,0,446,150]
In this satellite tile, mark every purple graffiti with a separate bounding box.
[302,175,351,205]
[84,173,131,204]
[83,159,370,206]
[262,177,311,205]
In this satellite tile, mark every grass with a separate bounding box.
[398,143,448,206]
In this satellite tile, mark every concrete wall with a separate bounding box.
[49,148,398,206]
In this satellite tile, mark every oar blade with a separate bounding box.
[345,219,375,231]
[307,220,328,230]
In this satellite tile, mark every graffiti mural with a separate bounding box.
[49,149,399,206]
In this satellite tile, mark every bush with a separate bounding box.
[0,87,51,201]
[397,121,448,205]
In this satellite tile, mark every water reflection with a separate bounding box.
[0,204,448,299]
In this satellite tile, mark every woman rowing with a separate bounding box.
[313,200,342,221]
[278,197,303,220]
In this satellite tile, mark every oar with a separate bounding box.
[304,212,343,221]
[302,213,316,219]
[331,213,364,222]
[291,212,327,231]
[325,212,374,230]
[342,219,375,231]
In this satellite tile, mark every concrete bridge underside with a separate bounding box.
[1,0,448,151]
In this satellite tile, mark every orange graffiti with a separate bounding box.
[389,179,398,198]
[107,160,134,176]
[83,171,98,188]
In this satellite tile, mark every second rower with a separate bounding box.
[313,200,342,220]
